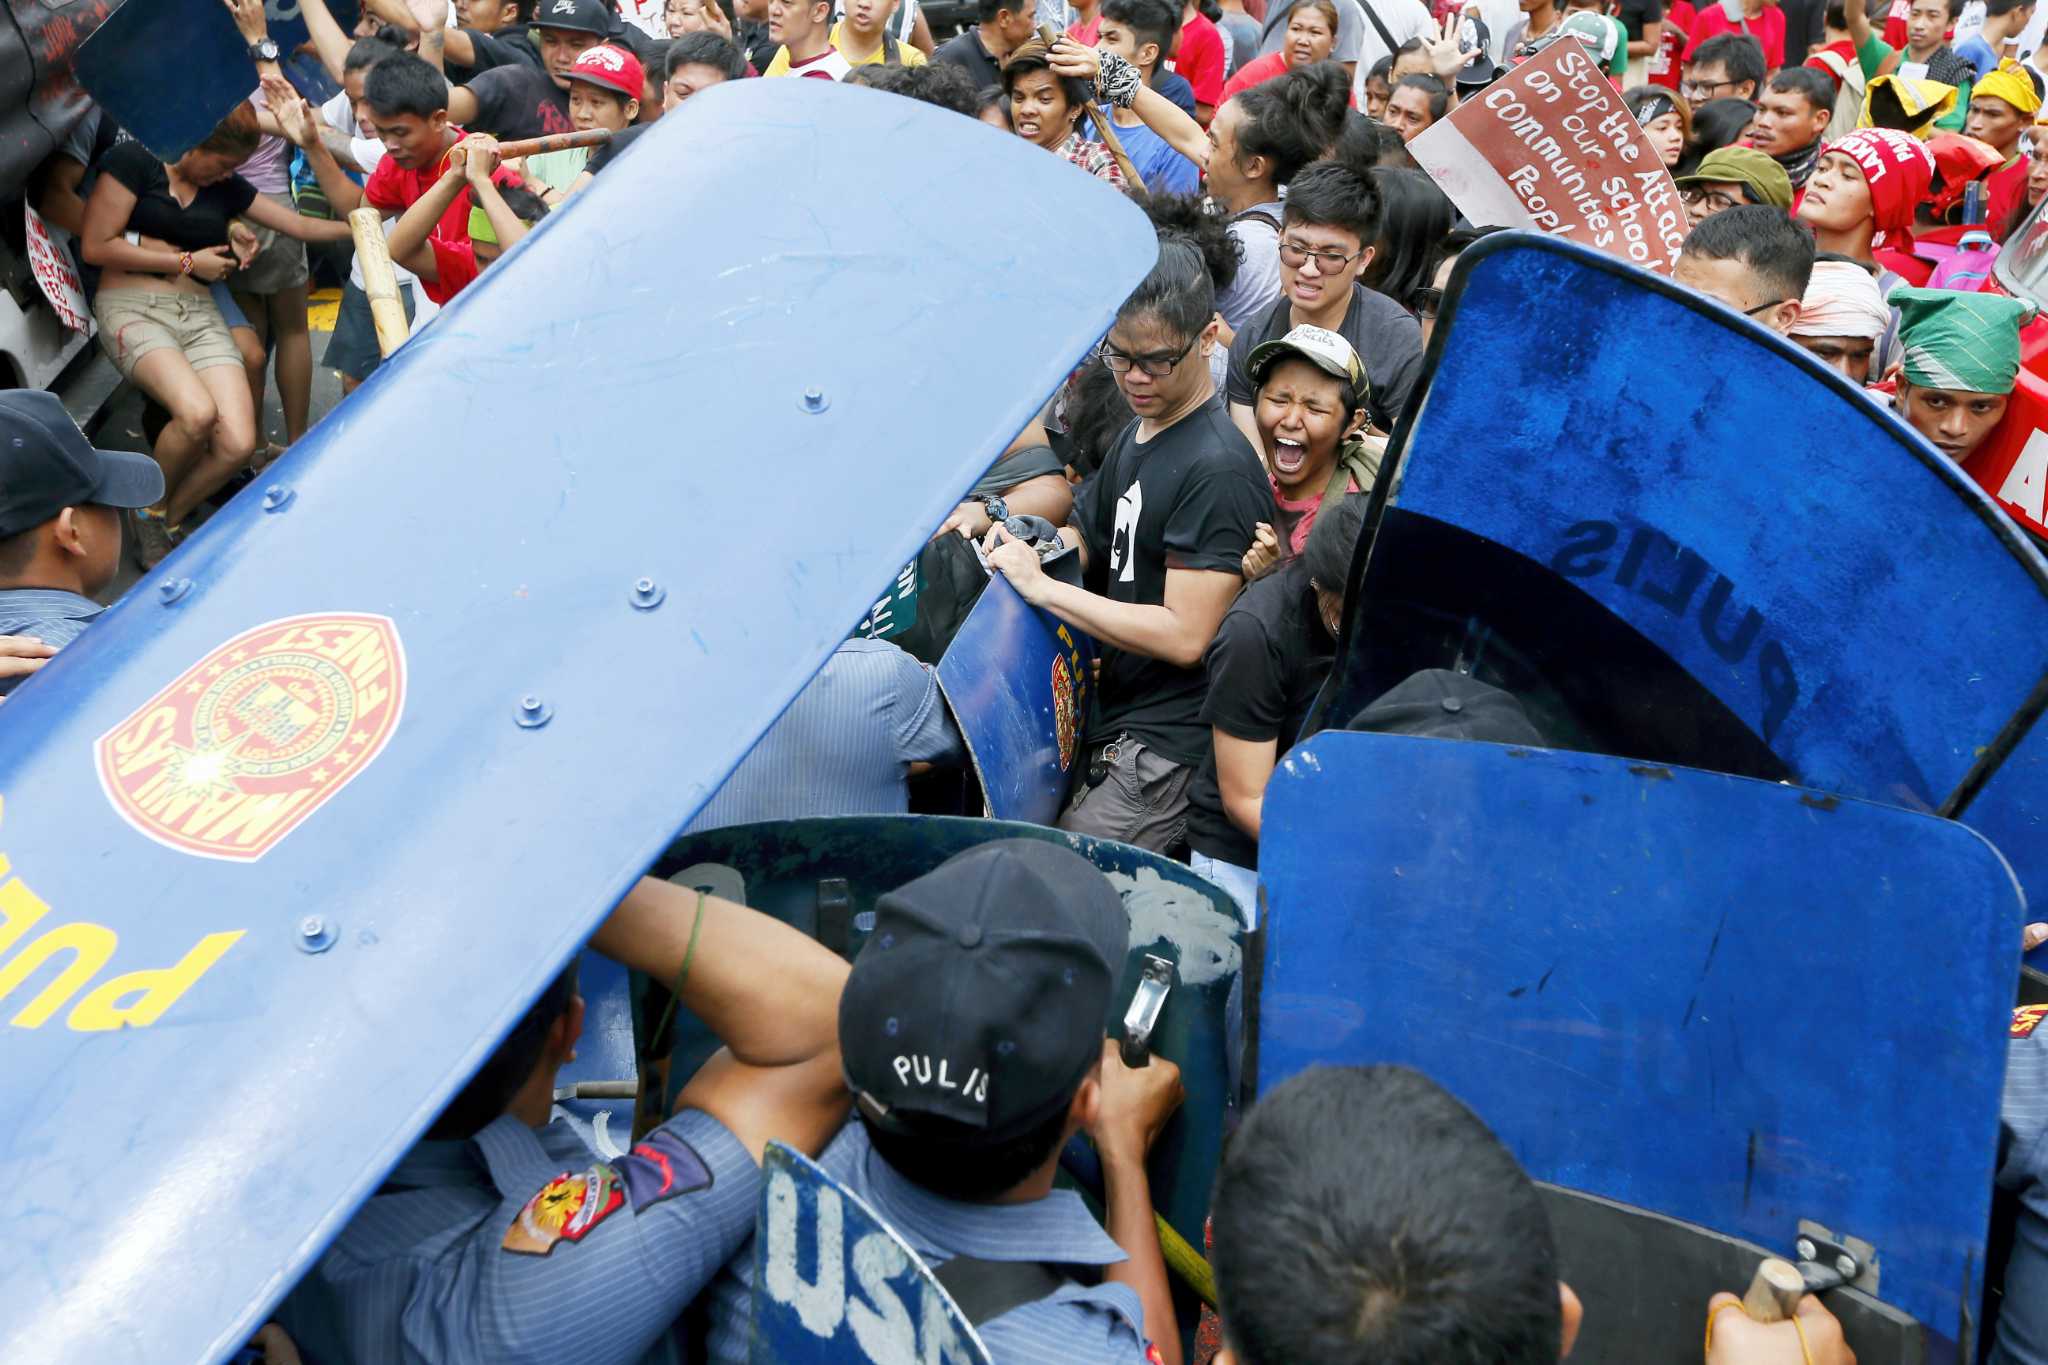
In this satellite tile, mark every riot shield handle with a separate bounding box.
[1120,955,1174,1068]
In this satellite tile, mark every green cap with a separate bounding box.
[1892,286,2036,396]
[1674,147,1793,212]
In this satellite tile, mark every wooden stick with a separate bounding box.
[1036,24,1148,195]
[346,207,410,360]
[492,128,613,160]
[1740,1258,1807,1324]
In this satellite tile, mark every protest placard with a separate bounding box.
[24,202,88,332]
[1408,37,1687,274]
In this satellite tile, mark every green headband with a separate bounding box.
[1892,287,2036,396]
[468,205,497,246]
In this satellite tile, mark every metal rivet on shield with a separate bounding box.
[1796,1238,1818,1263]
[297,915,337,954]
[515,695,553,729]
[800,387,829,414]
[157,577,192,605]
[261,484,296,512]
[629,577,666,610]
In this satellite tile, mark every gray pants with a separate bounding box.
[1057,733,1193,854]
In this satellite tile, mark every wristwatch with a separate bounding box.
[980,495,1010,524]
[248,37,280,62]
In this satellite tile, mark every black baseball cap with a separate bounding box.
[1347,668,1546,744]
[0,390,162,539]
[841,840,1129,1142]
[532,0,615,35]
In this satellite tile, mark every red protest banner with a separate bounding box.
[1408,37,1686,275]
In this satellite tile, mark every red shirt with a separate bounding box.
[1987,152,2031,237]
[425,234,483,305]
[1685,2,1785,69]
[1068,14,1103,43]
[1222,49,1289,99]
[364,136,479,249]
[1171,10,1228,110]
[1647,0,1695,88]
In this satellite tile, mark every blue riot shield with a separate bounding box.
[750,1142,992,1365]
[936,575,1096,825]
[0,84,1153,1365]
[77,0,354,159]
[1327,232,2048,969]
[653,815,1243,1354]
[1256,732,2022,1362]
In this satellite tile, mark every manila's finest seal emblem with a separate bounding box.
[96,613,407,862]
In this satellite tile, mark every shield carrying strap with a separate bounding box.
[932,1257,1073,1326]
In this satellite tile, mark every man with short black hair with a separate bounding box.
[703,841,1184,1365]
[664,29,750,102]
[1680,31,1765,102]
[1226,155,1426,446]
[448,0,617,136]
[933,0,1037,85]
[1673,203,1817,333]
[1212,1066,1583,1364]
[1383,71,1449,141]
[1097,0,1202,190]
[1749,65,1834,192]
[0,391,162,696]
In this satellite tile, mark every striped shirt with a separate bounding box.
[685,637,962,832]
[703,1123,1151,1364]
[1993,1014,2048,1365]
[274,1109,757,1365]
[0,587,101,696]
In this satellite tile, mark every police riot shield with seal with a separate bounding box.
[749,1142,992,1365]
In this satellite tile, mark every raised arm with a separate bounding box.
[459,136,535,252]
[591,876,852,1161]
[1048,36,1212,169]
[268,80,368,216]
[297,0,358,83]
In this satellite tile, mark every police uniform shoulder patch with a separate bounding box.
[2016,1004,2048,1038]
[616,1127,714,1212]
[503,1164,624,1255]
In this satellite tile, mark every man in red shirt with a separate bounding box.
[386,137,552,303]
[287,51,481,250]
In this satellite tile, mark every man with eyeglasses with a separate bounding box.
[1671,202,1815,334]
[1674,145,1793,226]
[1223,152,1425,452]
[1679,31,1765,102]
[984,237,1272,853]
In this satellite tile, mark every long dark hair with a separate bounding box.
[1676,97,1758,177]
[1361,167,1454,310]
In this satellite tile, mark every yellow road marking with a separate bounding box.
[307,287,342,333]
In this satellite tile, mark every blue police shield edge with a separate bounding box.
[1323,231,2048,968]
[0,82,1155,1365]
[1257,732,2021,1360]
[750,1142,992,1365]
[937,576,1097,826]
[76,0,363,160]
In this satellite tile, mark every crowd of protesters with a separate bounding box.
[6,0,2048,1356]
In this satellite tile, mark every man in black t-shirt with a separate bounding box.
[447,0,613,138]
[932,0,1036,87]
[1185,493,1367,920]
[987,238,1273,854]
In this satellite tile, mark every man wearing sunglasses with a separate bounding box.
[1223,151,1425,453]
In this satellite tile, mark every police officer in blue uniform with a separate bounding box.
[703,839,1185,1365]
[0,390,164,695]
[273,876,852,1364]
[1993,1002,2048,1365]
